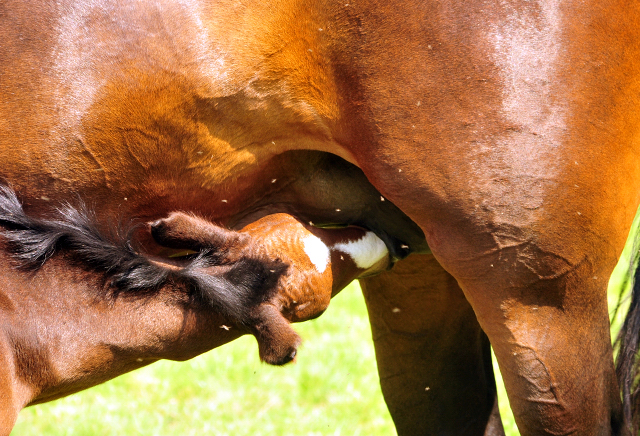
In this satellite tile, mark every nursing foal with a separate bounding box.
[0,185,388,435]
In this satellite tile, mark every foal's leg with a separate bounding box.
[360,254,504,436]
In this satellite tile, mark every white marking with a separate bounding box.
[392,307,401,313]
[333,232,388,269]
[302,235,330,273]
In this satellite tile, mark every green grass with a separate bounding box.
[12,211,640,435]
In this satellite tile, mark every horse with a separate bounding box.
[0,184,392,435]
[1,0,639,434]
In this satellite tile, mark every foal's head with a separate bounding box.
[150,211,391,364]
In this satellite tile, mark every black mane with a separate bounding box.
[0,185,287,324]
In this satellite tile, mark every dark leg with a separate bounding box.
[360,254,504,436]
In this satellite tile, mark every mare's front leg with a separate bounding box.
[360,254,504,436]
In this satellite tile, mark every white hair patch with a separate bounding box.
[333,232,388,269]
[302,235,330,273]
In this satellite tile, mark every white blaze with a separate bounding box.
[302,235,330,273]
[333,232,388,270]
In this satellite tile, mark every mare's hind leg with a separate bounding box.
[429,217,628,435]
[360,254,504,435]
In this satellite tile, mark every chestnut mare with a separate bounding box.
[2,0,640,435]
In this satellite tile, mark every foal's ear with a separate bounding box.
[150,212,249,251]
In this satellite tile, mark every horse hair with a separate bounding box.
[0,185,288,325]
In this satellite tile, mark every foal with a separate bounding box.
[0,186,388,435]
[149,211,390,366]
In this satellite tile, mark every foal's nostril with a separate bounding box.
[272,347,297,366]
[278,349,296,365]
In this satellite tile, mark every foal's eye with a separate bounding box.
[168,249,200,258]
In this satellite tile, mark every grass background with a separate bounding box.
[12,212,640,435]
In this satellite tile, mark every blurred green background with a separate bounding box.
[12,211,640,435]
